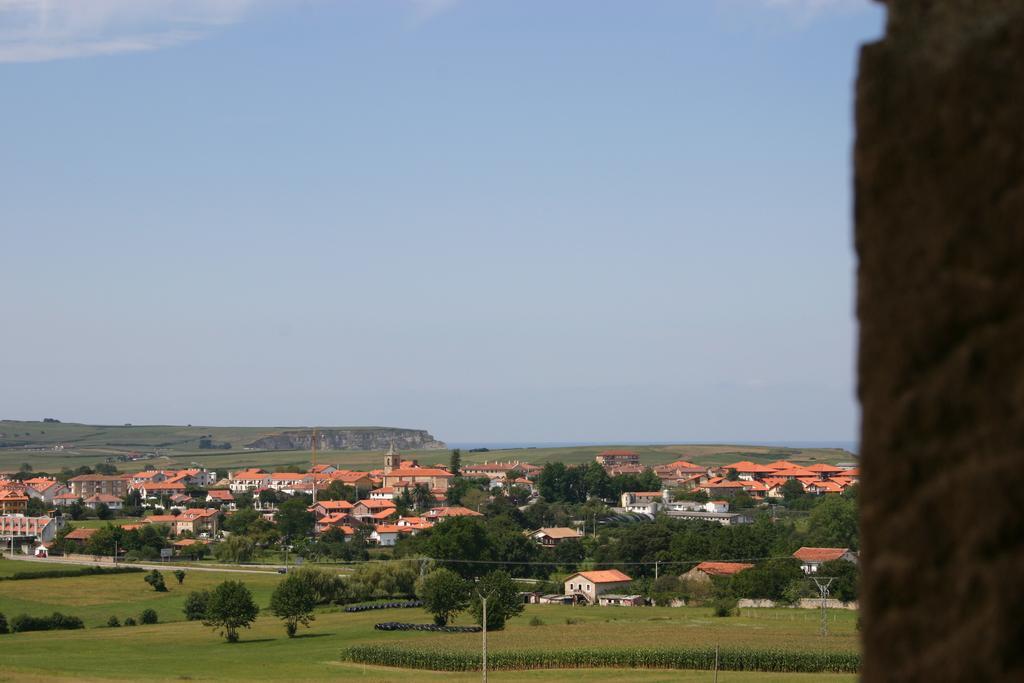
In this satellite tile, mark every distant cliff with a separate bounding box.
[244,428,445,451]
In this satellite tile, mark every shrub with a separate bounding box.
[144,570,167,592]
[173,569,187,585]
[564,618,578,625]
[341,645,861,673]
[712,597,737,617]
[123,617,137,626]
[139,609,158,625]
[107,615,121,628]
[184,590,211,621]
[529,616,544,626]
[0,612,7,634]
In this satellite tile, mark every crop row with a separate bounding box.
[342,645,861,673]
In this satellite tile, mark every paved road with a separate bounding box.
[4,553,280,575]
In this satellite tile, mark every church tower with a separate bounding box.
[384,441,399,475]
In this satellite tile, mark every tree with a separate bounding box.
[449,449,462,477]
[184,590,211,621]
[203,580,259,642]
[412,484,433,511]
[468,570,524,630]
[276,497,315,538]
[806,494,859,550]
[781,479,806,502]
[139,608,158,624]
[173,570,186,585]
[415,568,470,625]
[144,570,167,592]
[106,615,120,628]
[553,538,585,568]
[819,559,859,602]
[258,488,280,506]
[725,468,740,481]
[214,535,256,564]
[0,612,8,634]
[96,503,113,520]
[269,573,316,637]
[68,499,87,521]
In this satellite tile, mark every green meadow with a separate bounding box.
[0,562,858,681]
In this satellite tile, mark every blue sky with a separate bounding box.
[1,0,885,443]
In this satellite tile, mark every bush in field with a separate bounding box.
[415,568,470,626]
[184,590,211,621]
[173,569,186,585]
[123,617,137,626]
[107,615,120,628]
[467,571,523,631]
[203,580,259,642]
[712,596,737,617]
[144,570,167,592]
[0,612,8,634]
[289,566,346,605]
[270,573,316,637]
[139,609,158,624]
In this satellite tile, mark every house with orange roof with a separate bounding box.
[228,469,270,492]
[564,569,633,604]
[721,461,778,480]
[23,477,68,503]
[309,500,354,519]
[793,547,858,574]
[327,470,374,489]
[396,516,433,530]
[0,488,29,514]
[315,514,355,535]
[423,506,483,521]
[68,474,127,498]
[145,508,220,537]
[370,524,414,546]
[683,561,754,582]
[529,527,584,547]
[595,450,639,468]
[138,480,188,499]
[82,493,123,511]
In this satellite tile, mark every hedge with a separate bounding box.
[9,612,85,633]
[0,567,144,581]
[344,600,423,613]
[341,645,860,674]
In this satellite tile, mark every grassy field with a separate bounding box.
[0,562,282,627]
[0,419,854,474]
[0,605,857,681]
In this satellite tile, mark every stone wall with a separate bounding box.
[856,1,1024,680]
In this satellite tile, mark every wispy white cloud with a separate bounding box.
[725,0,870,23]
[0,0,263,63]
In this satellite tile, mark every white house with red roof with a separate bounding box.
[564,569,633,604]
[792,547,858,574]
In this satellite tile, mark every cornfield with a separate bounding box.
[342,644,860,673]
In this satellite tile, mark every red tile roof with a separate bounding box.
[793,547,852,563]
[571,569,632,583]
[692,561,754,576]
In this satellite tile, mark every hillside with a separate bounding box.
[0,420,854,474]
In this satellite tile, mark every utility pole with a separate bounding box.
[481,595,488,683]
[811,576,835,637]
[654,560,660,581]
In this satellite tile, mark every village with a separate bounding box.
[1,445,860,610]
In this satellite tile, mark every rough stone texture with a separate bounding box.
[856,2,1024,680]
[245,428,445,451]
